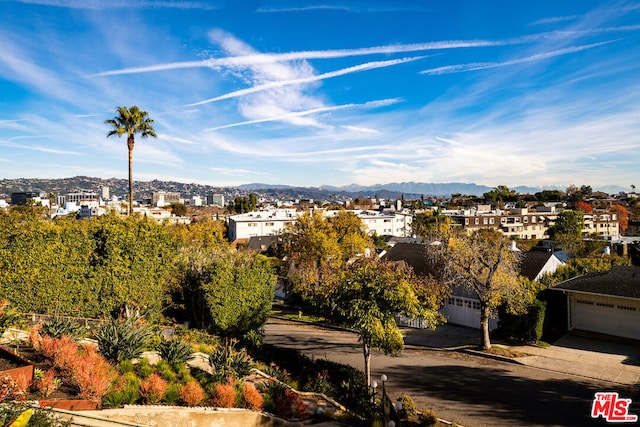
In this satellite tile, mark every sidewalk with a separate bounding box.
[401,324,640,387]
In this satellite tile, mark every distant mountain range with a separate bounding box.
[239,182,629,197]
[0,176,629,200]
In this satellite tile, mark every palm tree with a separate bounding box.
[105,106,157,215]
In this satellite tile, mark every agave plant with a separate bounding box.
[40,316,87,341]
[208,340,254,382]
[94,316,152,363]
[157,339,195,371]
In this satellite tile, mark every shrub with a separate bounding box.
[241,382,263,411]
[157,339,194,371]
[39,335,80,378]
[40,316,87,341]
[273,388,307,420]
[418,409,439,426]
[212,378,237,408]
[209,341,253,382]
[33,368,61,398]
[28,325,43,351]
[154,360,178,383]
[139,373,168,404]
[398,393,417,418]
[108,372,141,407]
[94,316,152,363]
[179,381,205,407]
[303,369,334,396]
[72,345,118,401]
[0,374,27,402]
[164,383,182,406]
[135,357,154,379]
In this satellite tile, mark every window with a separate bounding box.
[464,300,472,309]
[617,305,637,311]
[523,217,528,223]
[576,299,594,305]
[247,222,258,227]
[465,218,469,225]
[596,302,614,308]
[472,301,480,310]
[489,218,495,224]
[483,218,488,225]
[456,298,463,307]
[474,218,479,225]
[265,222,274,226]
[532,216,537,223]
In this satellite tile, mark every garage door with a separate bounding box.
[441,297,498,330]
[571,294,640,340]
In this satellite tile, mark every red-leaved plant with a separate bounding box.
[179,381,205,407]
[274,388,307,420]
[73,344,118,401]
[39,336,118,401]
[212,377,237,408]
[242,382,263,411]
[34,368,59,397]
[139,373,168,404]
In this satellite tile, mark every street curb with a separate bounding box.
[460,348,525,365]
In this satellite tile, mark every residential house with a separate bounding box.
[552,266,640,340]
[383,242,565,330]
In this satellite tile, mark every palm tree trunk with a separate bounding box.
[127,137,134,215]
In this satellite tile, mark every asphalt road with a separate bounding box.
[264,318,639,427]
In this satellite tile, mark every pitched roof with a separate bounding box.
[247,236,279,252]
[519,250,557,281]
[380,242,435,277]
[553,266,640,300]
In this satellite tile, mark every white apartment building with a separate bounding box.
[228,209,298,241]
[228,208,413,241]
[446,206,619,240]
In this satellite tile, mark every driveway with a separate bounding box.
[264,318,640,427]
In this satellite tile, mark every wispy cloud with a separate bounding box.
[210,167,269,177]
[204,98,401,131]
[90,35,548,78]
[8,0,216,10]
[420,41,616,75]
[187,57,422,107]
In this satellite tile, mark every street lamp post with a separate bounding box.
[381,374,388,426]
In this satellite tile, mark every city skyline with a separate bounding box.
[0,1,639,189]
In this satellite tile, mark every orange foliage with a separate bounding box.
[611,205,629,232]
[242,382,263,411]
[212,378,237,408]
[575,201,593,213]
[139,373,168,404]
[180,381,205,407]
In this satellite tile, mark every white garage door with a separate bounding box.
[571,294,640,340]
[441,297,498,330]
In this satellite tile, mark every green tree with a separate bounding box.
[548,210,584,239]
[105,106,157,215]
[281,210,373,307]
[483,185,518,207]
[439,229,522,349]
[174,247,274,341]
[411,209,451,238]
[326,258,443,387]
[170,202,188,217]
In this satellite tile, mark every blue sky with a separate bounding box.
[0,0,639,190]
